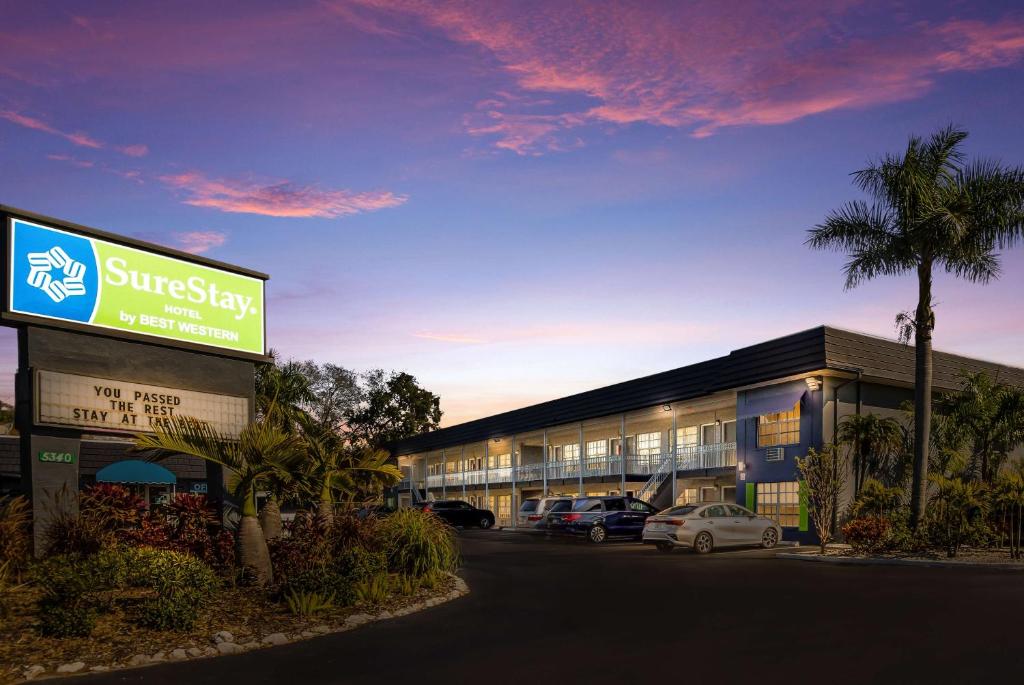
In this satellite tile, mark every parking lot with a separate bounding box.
[70,529,1024,685]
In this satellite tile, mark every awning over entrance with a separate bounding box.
[96,460,177,485]
[736,386,805,419]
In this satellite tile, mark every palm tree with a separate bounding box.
[807,126,1024,527]
[300,418,401,527]
[135,415,303,585]
[938,371,1024,483]
[255,350,314,432]
[837,414,904,495]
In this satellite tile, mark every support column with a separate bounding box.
[424,452,429,501]
[441,447,446,500]
[620,414,626,496]
[542,429,549,497]
[670,405,678,506]
[510,434,517,529]
[578,423,584,496]
[484,440,490,512]
[461,445,467,500]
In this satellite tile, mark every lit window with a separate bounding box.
[488,453,511,469]
[756,481,801,528]
[757,402,800,447]
[676,426,698,453]
[636,432,661,456]
[586,439,608,458]
[562,443,580,461]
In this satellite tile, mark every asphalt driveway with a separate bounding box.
[63,530,1024,685]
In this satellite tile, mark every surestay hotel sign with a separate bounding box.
[3,212,267,359]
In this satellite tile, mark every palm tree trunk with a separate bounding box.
[316,481,334,528]
[237,489,273,585]
[909,263,933,530]
[259,495,283,540]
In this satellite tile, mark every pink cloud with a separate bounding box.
[46,153,95,168]
[160,171,407,218]
[175,230,227,254]
[117,144,149,157]
[0,110,102,148]
[344,2,1024,147]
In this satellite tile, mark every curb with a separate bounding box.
[777,552,1024,571]
[20,574,470,683]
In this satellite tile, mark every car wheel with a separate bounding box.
[479,517,493,529]
[694,531,714,554]
[656,542,674,553]
[588,525,608,544]
[761,527,779,549]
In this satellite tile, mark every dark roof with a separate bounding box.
[391,325,1024,455]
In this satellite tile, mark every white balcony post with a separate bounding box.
[671,405,678,505]
[620,414,626,496]
[484,441,489,512]
[461,445,467,500]
[424,452,429,500]
[542,429,549,497]
[441,447,446,499]
[510,434,517,529]
[578,423,584,496]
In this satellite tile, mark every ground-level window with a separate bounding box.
[757,402,801,447]
[489,494,512,523]
[676,488,699,505]
[636,432,661,456]
[756,481,801,527]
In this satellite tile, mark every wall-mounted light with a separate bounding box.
[805,377,821,392]
[662,404,672,412]
[493,438,501,443]
[737,461,746,472]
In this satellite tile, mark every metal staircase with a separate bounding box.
[637,453,674,504]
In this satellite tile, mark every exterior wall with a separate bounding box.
[737,379,824,544]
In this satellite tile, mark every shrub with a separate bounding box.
[0,496,31,579]
[390,574,418,597]
[122,546,220,631]
[352,573,389,606]
[375,508,459,578]
[80,484,146,531]
[33,554,104,637]
[285,589,334,616]
[849,479,904,520]
[842,516,892,554]
[927,476,990,558]
[44,509,111,557]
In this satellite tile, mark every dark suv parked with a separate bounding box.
[413,500,496,529]
[546,496,657,543]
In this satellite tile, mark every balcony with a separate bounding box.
[419,443,736,490]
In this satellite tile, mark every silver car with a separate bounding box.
[517,496,573,528]
[642,503,781,553]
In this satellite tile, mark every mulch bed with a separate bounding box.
[0,575,456,683]
[812,546,1024,565]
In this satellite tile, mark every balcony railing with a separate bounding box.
[419,443,737,490]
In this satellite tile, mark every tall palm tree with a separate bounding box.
[837,413,904,495]
[808,126,1024,527]
[135,415,303,585]
[300,418,401,527]
[255,350,314,432]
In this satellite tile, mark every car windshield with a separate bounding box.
[519,500,539,513]
[659,505,699,516]
[572,498,603,512]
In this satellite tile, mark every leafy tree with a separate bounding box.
[346,371,442,449]
[837,413,904,495]
[299,361,362,431]
[807,125,1024,528]
[796,446,849,553]
[135,414,303,585]
[937,371,1024,483]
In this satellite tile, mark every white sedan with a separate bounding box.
[642,503,781,553]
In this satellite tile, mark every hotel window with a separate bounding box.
[676,426,698,453]
[562,443,580,461]
[722,420,737,443]
[701,423,719,445]
[586,439,608,458]
[757,402,801,447]
[756,481,801,528]
[636,432,661,456]
[488,453,511,469]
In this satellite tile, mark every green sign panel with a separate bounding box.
[38,451,76,464]
[7,217,266,357]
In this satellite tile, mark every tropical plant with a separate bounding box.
[842,516,892,555]
[807,125,1024,527]
[795,446,849,553]
[0,495,32,579]
[376,507,459,577]
[135,414,304,585]
[353,573,390,605]
[927,475,989,557]
[848,478,904,520]
[937,371,1024,483]
[992,463,1024,559]
[285,588,335,617]
[837,414,905,494]
[255,350,315,431]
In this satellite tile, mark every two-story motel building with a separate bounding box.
[390,326,1024,541]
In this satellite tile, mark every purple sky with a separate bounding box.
[2,1,1024,425]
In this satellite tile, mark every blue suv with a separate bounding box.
[546,496,658,543]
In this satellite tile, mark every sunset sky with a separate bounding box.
[2,1,1024,425]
